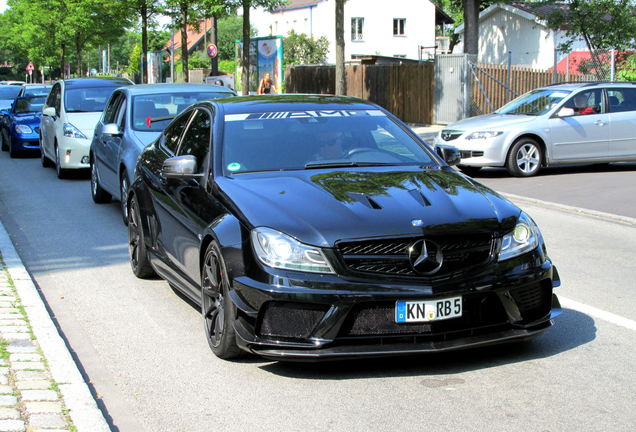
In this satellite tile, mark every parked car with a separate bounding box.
[17,84,52,97]
[0,85,21,112]
[40,77,133,178]
[434,82,636,177]
[90,83,236,224]
[0,94,46,157]
[126,95,561,361]
[0,80,26,86]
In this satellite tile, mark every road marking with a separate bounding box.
[560,296,636,331]
[503,193,636,227]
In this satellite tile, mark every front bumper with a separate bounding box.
[58,136,91,169]
[228,249,561,360]
[433,134,508,167]
[12,133,40,151]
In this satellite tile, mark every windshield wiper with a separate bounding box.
[304,161,397,169]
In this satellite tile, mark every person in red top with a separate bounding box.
[573,93,595,115]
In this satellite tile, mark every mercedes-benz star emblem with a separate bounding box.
[408,239,443,275]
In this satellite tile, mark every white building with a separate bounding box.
[454,2,587,69]
[250,0,453,63]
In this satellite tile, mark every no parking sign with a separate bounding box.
[206,43,218,59]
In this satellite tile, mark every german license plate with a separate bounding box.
[395,297,462,323]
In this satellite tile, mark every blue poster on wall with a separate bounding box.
[235,36,283,94]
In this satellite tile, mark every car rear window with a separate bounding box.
[132,92,233,131]
[0,86,21,99]
[221,109,437,174]
[65,86,118,113]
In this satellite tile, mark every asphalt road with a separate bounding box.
[0,152,635,432]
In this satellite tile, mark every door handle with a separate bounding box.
[594,120,606,126]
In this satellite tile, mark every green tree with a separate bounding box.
[284,30,329,65]
[128,43,142,74]
[217,15,250,61]
[125,1,161,83]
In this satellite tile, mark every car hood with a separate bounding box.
[65,112,102,137]
[131,130,161,147]
[445,113,536,132]
[217,167,520,247]
[13,113,42,127]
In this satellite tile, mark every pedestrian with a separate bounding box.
[257,72,276,95]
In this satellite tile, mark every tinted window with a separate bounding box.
[563,89,604,115]
[64,86,118,112]
[496,89,571,116]
[23,86,52,97]
[177,110,211,173]
[14,96,46,114]
[221,109,436,174]
[131,92,231,131]
[45,84,60,109]
[103,92,123,124]
[0,86,21,99]
[607,88,636,113]
[162,111,192,153]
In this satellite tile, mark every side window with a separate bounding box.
[103,93,123,124]
[162,111,192,154]
[176,109,211,173]
[607,88,636,113]
[563,89,604,116]
[116,99,127,129]
[46,84,60,110]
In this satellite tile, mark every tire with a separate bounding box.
[90,158,112,203]
[457,165,482,177]
[40,138,53,167]
[0,129,7,152]
[8,135,19,158]
[127,194,155,278]
[201,242,242,359]
[119,173,130,225]
[506,138,542,177]
[55,145,69,179]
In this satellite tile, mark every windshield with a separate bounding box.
[0,86,21,99]
[65,87,118,112]
[495,89,572,116]
[221,109,437,174]
[132,92,233,131]
[14,96,46,114]
[23,86,51,97]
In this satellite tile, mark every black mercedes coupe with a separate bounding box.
[127,95,561,360]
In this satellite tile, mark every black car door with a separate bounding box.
[160,108,223,291]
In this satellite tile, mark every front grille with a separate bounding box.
[258,302,328,339]
[510,283,552,322]
[336,234,495,281]
[441,130,463,141]
[338,293,507,337]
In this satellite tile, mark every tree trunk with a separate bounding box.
[181,3,189,83]
[60,43,66,79]
[335,0,345,95]
[141,3,148,83]
[241,1,250,95]
[211,14,218,75]
[75,34,82,77]
[463,0,479,55]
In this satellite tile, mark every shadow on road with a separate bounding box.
[258,308,595,379]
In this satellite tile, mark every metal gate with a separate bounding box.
[434,54,473,124]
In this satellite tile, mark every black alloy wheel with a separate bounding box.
[201,242,242,359]
[0,130,7,152]
[90,157,112,203]
[127,195,155,278]
[8,135,19,158]
[120,173,130,225]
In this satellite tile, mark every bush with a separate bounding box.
[284,30,329,66]
[218,59,236,74]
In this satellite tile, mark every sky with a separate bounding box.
[0,1,6,13]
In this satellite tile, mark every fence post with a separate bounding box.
[553,48,557,84]
[611,49,616,81]
[507,51,512,102]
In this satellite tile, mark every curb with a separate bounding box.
[501,192,636,227]
[0,222,111,432]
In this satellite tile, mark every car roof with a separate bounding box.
[61,78,133,88]
[205,94,379,114]
[540,82,636,92]
[123,83,234,96]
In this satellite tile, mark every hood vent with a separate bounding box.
[347,192,382,210]
[408,189,431,207]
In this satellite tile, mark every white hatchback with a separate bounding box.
[40,78,132,178]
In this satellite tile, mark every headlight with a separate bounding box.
[498,212,541,261]
[63,123,87,139]
[15,124,32,134]
[465,131,503,140]
[251,227,334,274]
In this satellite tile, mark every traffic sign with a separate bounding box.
[26,62,34,72]
[206,43,218,59]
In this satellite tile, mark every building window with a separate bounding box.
[351,17,364,41]
[393,18,406,36]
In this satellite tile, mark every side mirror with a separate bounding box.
[557,107,575,118]
[102,123,122,136]
[161,155,201,178]
[43,106,56,117]
[435,145,461,166]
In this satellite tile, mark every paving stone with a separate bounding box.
[11,362,45,371]
[32,430,68,432]
[0,303,14,309]
[0,320,24,326]
[28,413,67,429]
[23,401,62,413]
[0,386,13,395]
[0,360,6,367]
[15,371,49,381]
[0,314,21,321]
[0,395,18,406]
[0,326,29,333]
[9,354,41,362]
[20,390,58,402]
[0,376,7,386]
[15,381,50,390]
[0,419,25,431]
[1,333,31,341]
[0,407,20,419]
[0,368,9,376]
[0,308,19,314]
[7,341,36,353]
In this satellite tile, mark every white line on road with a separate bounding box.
[560,296,636,331]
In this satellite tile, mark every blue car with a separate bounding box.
[90,83,236,223]
[0,94,46,157]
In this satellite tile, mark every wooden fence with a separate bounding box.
[471,63,594,115]
[285,63,435,124]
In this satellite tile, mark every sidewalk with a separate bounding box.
[0,223,110,432]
